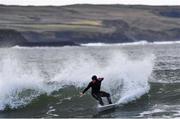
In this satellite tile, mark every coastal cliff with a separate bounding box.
[0,4,180,47]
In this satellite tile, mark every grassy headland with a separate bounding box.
[0,4,180,47]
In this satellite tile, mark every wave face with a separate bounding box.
[0,47,154,112]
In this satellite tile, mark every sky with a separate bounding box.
[0,0,180,6]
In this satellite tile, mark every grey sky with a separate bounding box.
[0,0,180,6]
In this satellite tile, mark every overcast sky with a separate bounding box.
[0,0,180,6]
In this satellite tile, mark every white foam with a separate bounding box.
[12,40,180,50]
[0,48,154,110]
[81,41,148,47]
[153,41,180,45]
[109,54,154,104]
[51,50,155,105]
[81,40,180,47]
[138,109,165,117]
[137,104,180,118]
[0,52,59,110]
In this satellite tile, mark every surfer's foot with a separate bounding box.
[107,97,112,104]
[99,101,104,106]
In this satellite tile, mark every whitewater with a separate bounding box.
[0,43,180,118]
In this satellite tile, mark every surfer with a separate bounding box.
[80,75,112,106]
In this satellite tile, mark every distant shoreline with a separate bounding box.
[8,40,180,48]
[0,4,180,47]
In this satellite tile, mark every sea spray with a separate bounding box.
[52,49,155,104]
[0,47,154,110]
[0,52,58,110]
[110,55,154,104]
[99,53,154,104]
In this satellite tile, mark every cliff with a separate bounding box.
[0,29,26,47]
[0,4,180,47]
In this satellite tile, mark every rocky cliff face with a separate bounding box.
[0,29,78,47]
[0,29,26,47]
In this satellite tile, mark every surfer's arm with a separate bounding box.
[82,82,91,94]
[98,77,104,82]
[80,83,91,97]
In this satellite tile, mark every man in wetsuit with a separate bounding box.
[80,75,112,106]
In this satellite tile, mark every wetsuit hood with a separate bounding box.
[92,75,98,81]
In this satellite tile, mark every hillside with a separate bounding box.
[0,4,180,46]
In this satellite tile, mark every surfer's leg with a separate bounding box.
[100,91,112,104]
[107,97,112,104]
[92,93,104,106]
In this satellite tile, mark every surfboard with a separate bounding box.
[97,103,117,112]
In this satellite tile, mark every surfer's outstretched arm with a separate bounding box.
[82,83,91,94]
[80,82,91,97]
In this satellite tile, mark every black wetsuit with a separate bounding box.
[82,78,112,105]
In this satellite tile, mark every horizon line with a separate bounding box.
[0,3,180,7]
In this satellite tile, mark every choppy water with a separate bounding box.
[0,43,180,118]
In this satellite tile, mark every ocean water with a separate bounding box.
[0,43,180,118]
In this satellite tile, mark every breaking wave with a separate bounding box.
[0,48,154,110]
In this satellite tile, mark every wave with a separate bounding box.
[12,40,180,49]
[0,48,154,110]
[81,41,148,46]
[153,41,180,45]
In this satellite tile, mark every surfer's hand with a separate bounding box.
[98,77,104,81]
[80,92,84,97]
